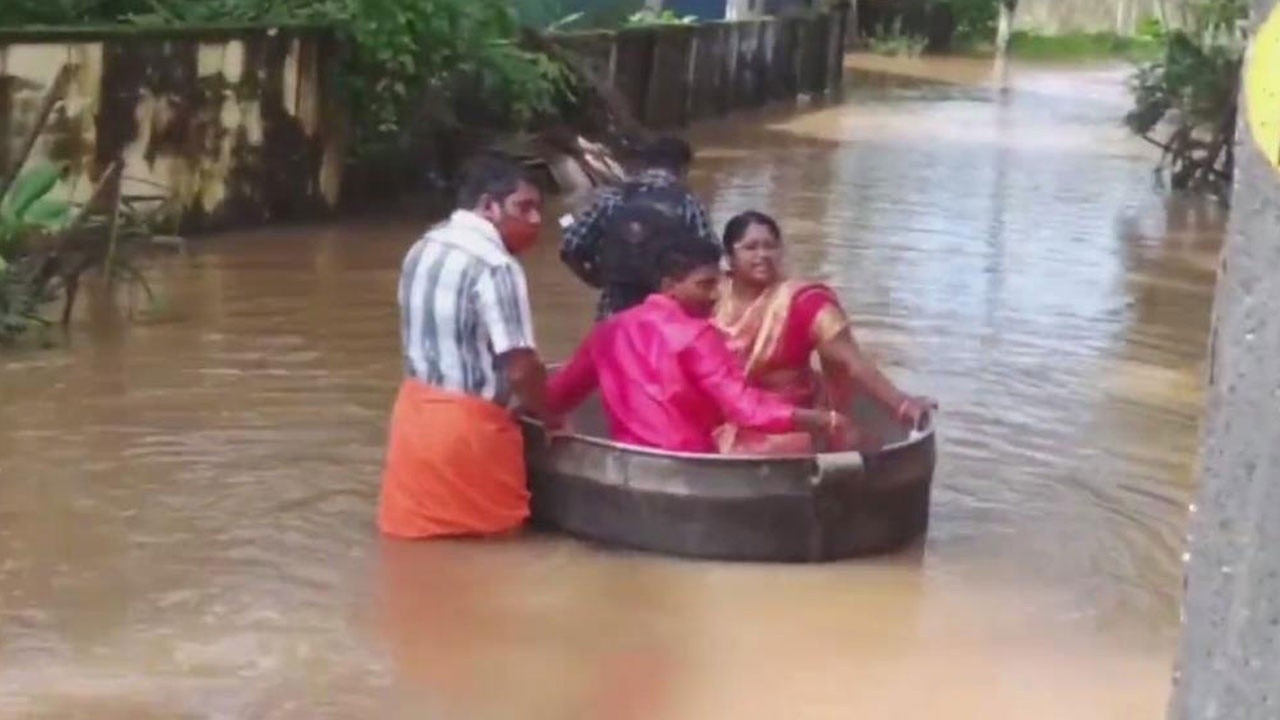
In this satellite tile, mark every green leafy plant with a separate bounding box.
[1006,31,1161,60]
[0,162,71,264]
[0,162,71,343]
[0,67,177,346]
[0,166,181,344]
[868,17,929,58]
[0,161,70,319]
[1126,0,1248,199]
[0,259,56,342]
[1136,14,1166,42]
[1,0,577,174]
[624,9,696,27]
[932,0,999,45]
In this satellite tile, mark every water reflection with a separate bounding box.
[0,57,1223,717]
[371,538,680,719]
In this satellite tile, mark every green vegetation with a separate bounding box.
[512,0,644,31]
[0,0,321,25]
[0,164,66,341]
[327,0,574,170]
[0,164,70,260]
[935,0,1000,45]
[0,65,182,345]
[913,0,1245,197]
[623,9,697,27]
[0,159,175,345]
[0,1,576,170]
[867,17,929,58]
[1125,0,1248,199]
[0,86,176,344]
[0,1,604,341]
[1005,31,1162,61]
[916,0,1157,60]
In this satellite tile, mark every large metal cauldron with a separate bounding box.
[520,393,936,563]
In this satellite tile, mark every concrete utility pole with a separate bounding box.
[1170,1,1280,718]
[726,0,756,21]
[993,0,1017,91]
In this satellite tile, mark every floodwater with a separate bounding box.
[0,56,1227,718]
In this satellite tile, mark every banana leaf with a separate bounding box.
[1,163,66,224]
[20,198,72,230]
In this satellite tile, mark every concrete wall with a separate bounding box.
[0,26,344,232]
[553,8,849,129]
[1170,1,1280,717]
[858,0,1188,38]
[1012,0,1186,35]
[0,13,846,232]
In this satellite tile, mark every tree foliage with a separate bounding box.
[512,0,643,31]
[0,0,576,167]
[1125,0,1248,199]
[933,0,1002,43]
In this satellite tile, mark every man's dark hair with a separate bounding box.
[639,136,695,173]
[456,153,538,209]
[617,132,649,165]
[654,236,722,284]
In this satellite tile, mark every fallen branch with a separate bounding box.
[1137,131,1233,184]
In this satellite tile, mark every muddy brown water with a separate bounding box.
[0,56,1226,718]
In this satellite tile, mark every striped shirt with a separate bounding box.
[398,210,537,406]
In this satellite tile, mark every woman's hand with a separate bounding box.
[543,416,573,443]
[796,409,855,440]
[895,396,938,431]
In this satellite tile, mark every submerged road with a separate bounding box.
[0,56,1224,718]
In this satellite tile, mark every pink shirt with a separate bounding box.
[545,294,797,453]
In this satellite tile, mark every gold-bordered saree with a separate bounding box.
[712,277,855,455]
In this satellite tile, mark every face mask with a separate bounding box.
[497,215,540,255]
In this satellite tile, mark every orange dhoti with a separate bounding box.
[378,379,530,539]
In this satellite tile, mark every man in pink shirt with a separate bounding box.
[545,226,855,454]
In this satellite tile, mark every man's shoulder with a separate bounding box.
[633,178,701,208]
[615,299,713,349]
[678,190,710,215]
[420,222,519,272]
[575,184,623,210]
[597,184,625,200]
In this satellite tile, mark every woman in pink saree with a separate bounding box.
[712,211,936,455]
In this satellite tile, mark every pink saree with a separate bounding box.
[712,278,855,455]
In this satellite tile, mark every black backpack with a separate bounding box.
[598,183,692,311]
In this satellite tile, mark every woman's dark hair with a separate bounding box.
[457,153,538,209]
[722,210,782,255]
[654,236,723,283]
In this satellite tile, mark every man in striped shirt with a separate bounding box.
[379,155,555,540]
